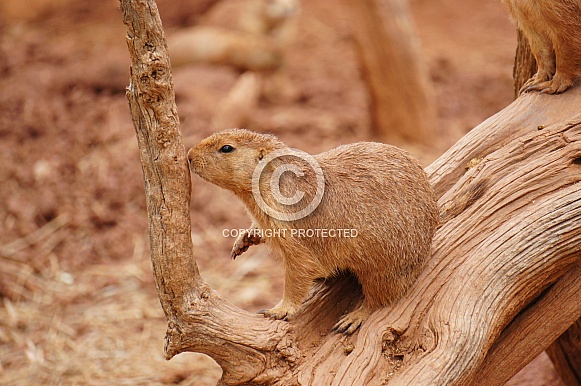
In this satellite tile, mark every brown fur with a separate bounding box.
[502,0,581,94]
[187,129,439,334]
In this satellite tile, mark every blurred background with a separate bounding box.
[0,0,564,384]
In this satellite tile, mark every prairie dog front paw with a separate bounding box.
[259,300,299,320]
[231,228,264,259]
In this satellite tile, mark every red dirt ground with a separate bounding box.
[0,0,566,384]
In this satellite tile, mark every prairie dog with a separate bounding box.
[187,129,438,334]
[502,0,581,94]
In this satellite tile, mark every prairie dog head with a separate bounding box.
[187,128,285,193]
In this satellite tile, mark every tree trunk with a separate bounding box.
[120,1,581,385]
[341,0,436,145]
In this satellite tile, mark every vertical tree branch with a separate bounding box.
[120,0,200,329]
[119,3,295,384]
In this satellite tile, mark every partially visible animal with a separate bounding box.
[502,0,581,94]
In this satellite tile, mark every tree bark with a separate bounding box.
[341,0,436,145]
[512,29,537,98]
[120,0,202,349]
[120,1,581,385]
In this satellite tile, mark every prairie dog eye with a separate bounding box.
[219,145,235,153]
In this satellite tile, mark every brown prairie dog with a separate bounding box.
[187,129,439,335]
[501,0,581,94]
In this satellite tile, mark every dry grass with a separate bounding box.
[0,208,281,385]
[0,253,223,385]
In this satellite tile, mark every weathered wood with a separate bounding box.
[383,94,581,385]
[342,0,436,145]
[470,267,581,385]
[513,29,537,97]
[546,319,581,386]
[515,21,581,386]
[120,1,295,384]
[120,0,200,318]
[120,1,581,385]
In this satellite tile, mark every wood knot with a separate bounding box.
[382,328,401,346]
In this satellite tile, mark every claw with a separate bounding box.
[519,73,574,95]
[230,245,249,260]
[332,318,362,335]
[230,228,264,260]
[259,301,298,321]
[518,70,555,95]
[332,306,371,335]
[259,308,289,320]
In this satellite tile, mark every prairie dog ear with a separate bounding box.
[258,148,267,161]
